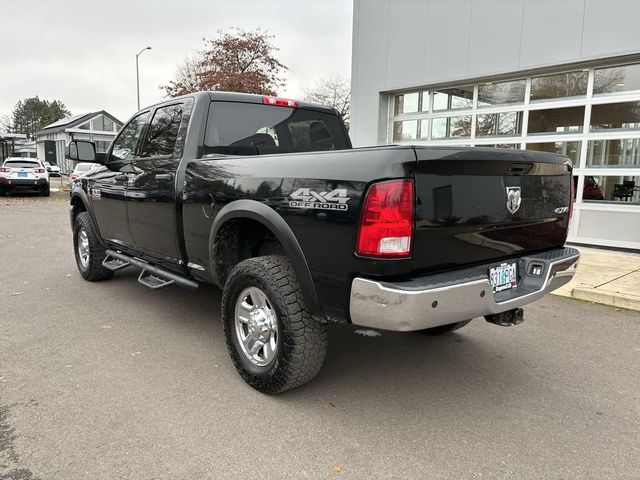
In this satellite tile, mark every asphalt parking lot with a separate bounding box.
[1,197,639,480]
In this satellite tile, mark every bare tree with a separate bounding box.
[0,114,12,132]
[161,55,205,98]
[303,77,351,130]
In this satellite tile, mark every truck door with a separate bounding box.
[91,110,150,247]
[126,100,192,263]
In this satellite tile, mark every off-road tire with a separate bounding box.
[73,212,114,281]
[222,255,328,394]
[419,319,472,336]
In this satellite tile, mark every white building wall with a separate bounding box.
[351,0,640,146]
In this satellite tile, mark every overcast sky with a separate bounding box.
[0,0,353,124]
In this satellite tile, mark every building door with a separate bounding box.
[44,140,56,165]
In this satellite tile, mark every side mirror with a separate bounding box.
[66,140,102,163]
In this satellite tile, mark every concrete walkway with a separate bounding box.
[553,246,640,311]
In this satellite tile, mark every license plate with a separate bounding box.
[489,262,518,293]
[18,172,27,177]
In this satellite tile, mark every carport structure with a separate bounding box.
[0,132,27,160]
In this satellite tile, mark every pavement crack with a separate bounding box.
[592,267,640,289]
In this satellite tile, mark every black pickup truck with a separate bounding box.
[66,91,580,393]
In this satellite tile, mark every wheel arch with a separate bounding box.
[209,200,321,315]
[70,188,104,244]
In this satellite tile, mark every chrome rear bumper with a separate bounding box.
[349,247,580,332]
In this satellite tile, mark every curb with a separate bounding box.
[570,287,640,311]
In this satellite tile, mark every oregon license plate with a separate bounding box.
[489,262,518,293]
[18,172,27,177]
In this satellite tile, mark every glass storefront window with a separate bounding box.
[530,70,588,101]
[476,111,523,136]
[581,175,640,204]
[593,63,640,96]
[528,106,584,134]
[393,120,418,141]
[394,91,428,114]
[432,116,471,139]
[586,139,640,168]
[477,79,526,107]
[526,141,581,165]
[419,120,429,140]
[433,86,474,111]
[590,101,640,130]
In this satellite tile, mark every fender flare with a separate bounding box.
[209,199,321,315]
[69,188,105,245]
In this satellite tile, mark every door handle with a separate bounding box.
[155,173,174,181]
[114,174,127,181]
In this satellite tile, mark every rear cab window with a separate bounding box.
[203,102,349,156]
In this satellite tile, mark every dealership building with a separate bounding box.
[350,0,640,250]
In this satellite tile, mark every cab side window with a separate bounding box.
[139,104,184,158]
[110,111,150,163]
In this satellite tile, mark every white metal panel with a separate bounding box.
[386,0,428,88]
[467,0,524,75]
[423,0,472,85]
[581,0,640,58]
[577,209,640,246]
[520,0,585,67]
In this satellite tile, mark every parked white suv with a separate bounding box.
[0,157,50,196]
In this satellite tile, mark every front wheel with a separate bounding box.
[73,212,114,281]
[222,256,328,394]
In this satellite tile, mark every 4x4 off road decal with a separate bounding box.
[289,188,350,211]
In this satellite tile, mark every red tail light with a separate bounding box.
[263,96,298,108]
[35,168,45,173]
[0,167,9,173]
[569,176,575,220]
[356,179,414,257]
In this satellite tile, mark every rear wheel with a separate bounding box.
[222,255,328,394]
[41,184,50,196]
[73,212,113,281]
[419,319,472,336]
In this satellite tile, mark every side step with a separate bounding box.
[104,249,199,290]
[102,255,131,272]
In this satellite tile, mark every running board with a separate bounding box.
[102,255,131,272]
[104,249,199,290]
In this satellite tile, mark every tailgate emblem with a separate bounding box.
[506,187,521,214]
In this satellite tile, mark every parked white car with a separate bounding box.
[0,157,50,196]
[69,162,99,184]
[44,161,62,176]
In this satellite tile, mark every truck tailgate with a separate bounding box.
[412,147,572,273]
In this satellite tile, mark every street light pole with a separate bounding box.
[136,46,152,110]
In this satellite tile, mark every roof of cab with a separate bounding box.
[141,91,337,115]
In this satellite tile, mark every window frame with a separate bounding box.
[107,110,152,165]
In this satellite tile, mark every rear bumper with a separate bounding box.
[0,178,48,187]
[349,247,580,331]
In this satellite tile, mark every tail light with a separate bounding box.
[356,179,414,257]
[263,96,298,108]
[0,167,9,173]
[35,168,45,173]
[569,176,575,220]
